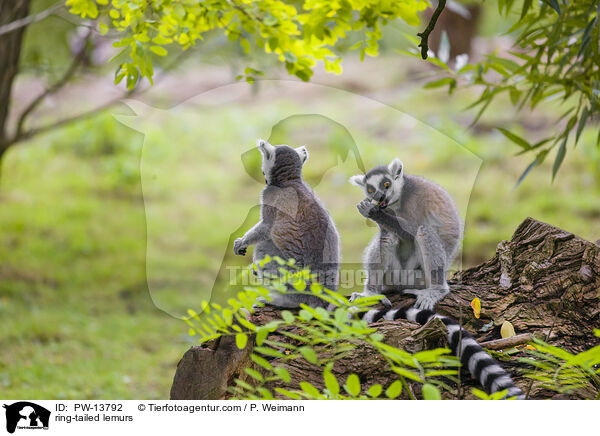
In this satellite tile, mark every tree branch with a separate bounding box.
[6,49,191,149]
[417,0,446,60]
[0,2,63,36]
[14,90,135,144]
[15,28,93,139]
[479,333,534,350]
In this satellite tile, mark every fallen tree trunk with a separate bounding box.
[170,218,600,400]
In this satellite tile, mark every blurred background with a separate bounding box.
[1,0,599,399]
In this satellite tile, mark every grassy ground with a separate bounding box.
[1,55,599,399]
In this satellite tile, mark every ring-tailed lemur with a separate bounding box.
[233,139,340,308]
[361,306,525,399]
[350,158,462,310]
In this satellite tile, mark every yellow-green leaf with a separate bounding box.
[501,321,516,338]
[235,332,248,349]
[470,297,481,319]
[150,46,168,56]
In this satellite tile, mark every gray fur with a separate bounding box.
[234,139,340,308]
[350,159,462,310]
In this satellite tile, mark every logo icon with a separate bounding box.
[3,402,50,434]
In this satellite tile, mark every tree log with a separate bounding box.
[170,218,600,400]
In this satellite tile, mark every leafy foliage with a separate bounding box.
[520,331,600,398]
[417,0,600,182]
[185,257,501,400]
[66,0,428,87]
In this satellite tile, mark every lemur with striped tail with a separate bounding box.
[233,139,340,308]
[351,159,523,398]
[349,158,462,309]
[361,306,525,399]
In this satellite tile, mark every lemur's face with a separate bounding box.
[349,158,404,209]
[257,139,308,185]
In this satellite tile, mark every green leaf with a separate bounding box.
[515,151,547,188]
[344,373,361,397]
[98,21,108,35]
[274,367,291,383]
[281,310,295,323]
[324,370,340,397]
[300,382,321,398]
[423,77,455,90]
[385,380,403,399]
[240,38,250,54]
[235,333,248,349]
[274,387,300,399]
[299,346,317,364]
[552,137,567,182]
[250,353,273,371]
[544,0,561,15]
[422,383,442,400]
[575,106,589,147]
[255,327,269,345]
[244,368,264,382]
[150,46,168,56]
[367,384,383,398]
[497,128,531,150]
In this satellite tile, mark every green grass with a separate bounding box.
[1,59,599,399]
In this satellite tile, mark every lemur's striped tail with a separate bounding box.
[362,306,525,399]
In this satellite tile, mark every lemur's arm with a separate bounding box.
[357,199,415,241]
[233,197,277,255]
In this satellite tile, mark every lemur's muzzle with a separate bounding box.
[373,192,388,208]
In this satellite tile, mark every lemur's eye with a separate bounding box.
[367,187,374,194]
[384,182,390,189]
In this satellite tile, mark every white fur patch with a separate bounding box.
[257,139,276,183]
[459,337,479,353]
[468,351,490,374]
[362,309,379,324]
[383,309,400,320]
[349,174,365,187]
[405,308,420,322]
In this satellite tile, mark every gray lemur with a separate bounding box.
[233,139,340,308]
[349,158,462,310]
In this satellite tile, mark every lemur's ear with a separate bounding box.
[257,138,274,160]
[388,158,404,180]
[349,174,366,187]
[295,146,309,166]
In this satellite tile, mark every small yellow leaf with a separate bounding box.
[525,345,536,350]
[500,321,516,338]
[470,298,481,319]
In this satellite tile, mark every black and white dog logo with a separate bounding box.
[3,402,50,434]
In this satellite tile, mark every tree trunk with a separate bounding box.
[0,0,31,157]
[426,3,481,59]
[170,218,600,400]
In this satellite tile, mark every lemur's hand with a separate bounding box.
[233,238,248,256]
[357,199,380,219]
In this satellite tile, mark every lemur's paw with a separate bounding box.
[350,291,392,308]
[413,295,437,311]
[251,296,268,310]
[357,199,378,218]
[233,238,248,256]
[404,289,443,311]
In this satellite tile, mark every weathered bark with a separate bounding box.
[426,3,481,59]
[0,0,31,157]
[170,218,600,400]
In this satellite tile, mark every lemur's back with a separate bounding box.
[267,181,339,290]
[400,175,462,260]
